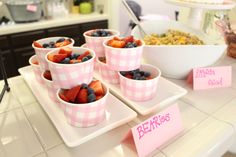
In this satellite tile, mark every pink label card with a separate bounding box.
[123,104,183,157]
[193,66,232,90]
[26,4,37,12]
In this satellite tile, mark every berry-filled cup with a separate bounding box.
[46,47,95,89]
[29,55,44,84]
[57,80,109,127]
[41,71,64,110]
[103,36,144,71]
[83,29,120,57]
[118,64,161,102]
[81,43,99,71]
[96,57,119,84]
[32,37,75,71]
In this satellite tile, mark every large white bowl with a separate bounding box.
[131,20,227,79]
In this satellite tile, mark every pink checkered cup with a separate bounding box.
[96,57,120,84]
[81,43,99,71]
[29,55,44,84]
[103,38,144,71]
[118,64,161,102]
[32,37,75,71]
[83,29,120,57]
[41,71,64,110]
[57,82,109,127]
[45,47,96,89]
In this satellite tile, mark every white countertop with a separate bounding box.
[0,13,109,36]
[1,54,236,157]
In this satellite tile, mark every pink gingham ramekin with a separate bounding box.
[81,44,99,71]
[32,37,74,71]
[57,83,109,127]
[103,39,144,71]
[118,64,161,102]
[29,55,44,84]
[96,57,120,84]
[83,29,120,57]
[46,47,95,89]
[41,72,64,110]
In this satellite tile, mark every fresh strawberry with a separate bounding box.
[76,89,88,103]
[65,85,81,103]
[47,54,54,62]
[89,80,104,96]
[108,40,126,48]
[32,60,39,65]
[135,39,142,46]
[96,95,103,101]
[113,37,121,41]
[125,74,132,79]
[58,47,72,57]
[77,51,90,60]
[122,36,134,43]
[53,54,67,63]
[59,91,70,102]
[55,39,71,48]
[33,41,43,48]
[43,71,52,81]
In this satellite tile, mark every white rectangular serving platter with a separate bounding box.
[94,70,187,116]
[19,66,137,147]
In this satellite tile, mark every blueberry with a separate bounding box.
[125,42,134,48]
[49,41,55,48]
[81,83,88,89]
[140,71,145,76]
[61,58,70,64]
[130,69,139,76]
[56,38,65,43]
[87,55,92,59]
[82,57,89,62]
[134,76,141,80]
[144,72,151,77]
[70,53,79,59]
[133,73,141,79]
[101,31,108,37]
[87,87,95,95]
[88,93,96,103]
[91,32,99,37]
[43,43,49,48]
[120,71,127,76]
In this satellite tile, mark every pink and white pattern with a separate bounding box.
[83,29,120,57]
[97,58,119,84]
[119,64,161,102]
[46,47,95,89]
[57,85,109,127]
[32,37,74,71]
[104,41,144,71]
[41,73,64,109]
[29,55,44,84]
[81,44,99,71]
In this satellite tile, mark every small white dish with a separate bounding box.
[18,66,137,147]
[94,70,187,115]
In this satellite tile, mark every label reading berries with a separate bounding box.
[122,104,183,157]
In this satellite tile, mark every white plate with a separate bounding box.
[94,70,187,116]
[18,66,137,147]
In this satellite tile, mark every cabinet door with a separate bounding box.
[13,46,34,69]
[80,20,108,44]
[0,50,18,79]
[11,30,46,48]
[0,36,10,50]
[47,25,81,46]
